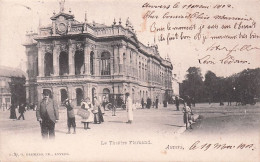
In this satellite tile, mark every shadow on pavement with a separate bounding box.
[108,121,125,123]
[165,124,185,127]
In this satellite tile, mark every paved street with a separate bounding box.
[1,103,259,161]
[184,102,260,137]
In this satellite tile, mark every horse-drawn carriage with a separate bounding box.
[103,93,126,111]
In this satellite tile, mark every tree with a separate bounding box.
[204,71,217,103]
[182,67,204,102]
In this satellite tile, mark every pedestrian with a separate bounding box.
[36,90,59,139]
[141,98,144,109]
[125,92,133,124]
[102,96,108,112]
[183,102,192,129]
[155,97,159,109]
[80,97,94,129]
[93,96,104,123]
[147,97,151,109]
[175,96,179,111]
[9,103,17,120]
[63,98,76,134]
[18,103,26,120]
[93,96,101,124]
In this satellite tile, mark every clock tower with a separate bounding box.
[50,0,74,36]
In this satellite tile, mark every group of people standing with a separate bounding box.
[36,90,137,139]
[141,97,159,109]
[35,90,107,139]
[80,96,104,130]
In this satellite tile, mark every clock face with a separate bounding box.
[56,22,67,35]
[58,23,66,32]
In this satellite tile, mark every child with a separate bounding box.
[183,102,192,129]
[64,99,76,134]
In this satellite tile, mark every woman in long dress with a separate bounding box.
[183,102,192,129]
[93,96,104,124]
[80,97,94,129]
[125,93,133,124]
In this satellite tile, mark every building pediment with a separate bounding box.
[50,12,74,21]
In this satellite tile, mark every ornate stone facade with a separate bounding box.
[23,3,173,107]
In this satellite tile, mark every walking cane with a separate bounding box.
[39,120,43,136]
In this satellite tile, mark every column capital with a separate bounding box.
[53,40,61,46]
[75,42,84,52]
[45,44,53,54]
[60,43,69,53]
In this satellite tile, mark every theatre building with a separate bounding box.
[23,3,173,107]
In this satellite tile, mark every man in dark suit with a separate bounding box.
[155,97,159,109]
[18,103,26,120]
[36,90,59,139]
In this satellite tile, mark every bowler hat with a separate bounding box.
[42,90,50,96]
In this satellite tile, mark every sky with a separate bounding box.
[0,0,259,81]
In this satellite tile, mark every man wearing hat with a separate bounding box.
[36,90,59,139]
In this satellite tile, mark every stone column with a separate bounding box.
[52,21,56,36]
[52,87,60,105]
[83,84,89,99]
[53,42,60,76]
[126,47,131,76]
[110,48,114,75]
[84,44,91,75]
[69,43,76,75]
[95,49,99,76]
[118,45,125,75]
[26,85,30,104]
[113,45,118,75]
[67,85,74,100]
[37,86,42,106]
[37,44,45,77]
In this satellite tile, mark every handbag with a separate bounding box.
[77,108,90,119]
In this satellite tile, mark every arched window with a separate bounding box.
[59,52,69,75]
[44,53,53,76]
[142,63,144,81]
[60,89,68,103]
[90,51,94,75]
[103,88,110,103]
[75,51,84,75]
[123,53,126,72]
[139,62,141,79]
[101,52,110,75]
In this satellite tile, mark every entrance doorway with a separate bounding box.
[76,88,83,106]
